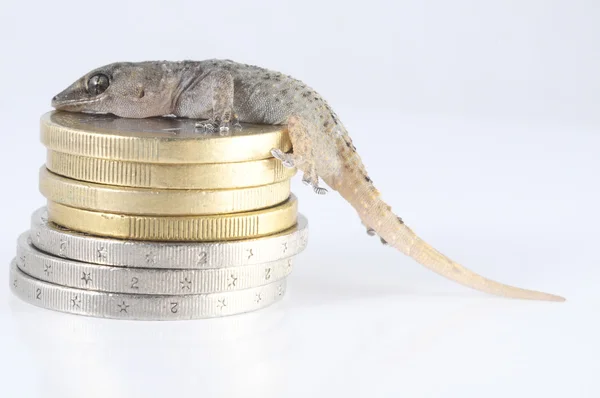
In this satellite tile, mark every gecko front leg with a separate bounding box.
[194,70,241,134]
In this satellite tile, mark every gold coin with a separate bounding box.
[39,167,291,216]
[41,111,291,164]
[46,150,297,189]
[46,195,299,241]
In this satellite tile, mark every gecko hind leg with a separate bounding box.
[272,114,328,195]
[270,148,326,194]
[271,149,298,168]
[302,171,328,195]
[271,149,327,195]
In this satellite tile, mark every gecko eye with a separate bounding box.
[87,74,110,96]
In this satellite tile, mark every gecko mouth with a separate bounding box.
[51,96,99,110]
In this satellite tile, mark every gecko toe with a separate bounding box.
[366,228,376,236]
[271,148,285,160]
[272,149,296,168]
[301,171,327,195]
[313,186,328,195]
[230,115,242,131]
[195,121,216,133]
[218,125,230,136]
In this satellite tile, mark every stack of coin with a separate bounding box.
[9,111,308,320]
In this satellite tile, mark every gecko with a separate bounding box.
[50,59,565,302]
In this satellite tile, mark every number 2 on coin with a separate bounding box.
[131,277,139,289]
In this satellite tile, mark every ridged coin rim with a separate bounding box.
[9,261,287,320]
[30,207,308,268]
[45,150,297,189]
[16,232,294,294]
[39,166,292,215]
[46,195,298,241]
[40,111,292,164]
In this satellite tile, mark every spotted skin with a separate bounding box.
[51,59,565,302]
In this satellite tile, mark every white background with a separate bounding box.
[1,1,599,397]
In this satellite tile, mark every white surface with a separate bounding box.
[1,1,599,397]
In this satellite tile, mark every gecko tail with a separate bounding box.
[323,138,564,302]
[376,219,566,302]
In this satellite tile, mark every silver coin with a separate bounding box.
[16,232,294,295]
[9,261,287,320]
[29,207,308,268]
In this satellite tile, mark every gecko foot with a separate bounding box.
[231,115,242,131]
[215,117,232,136]
[302,172,328,195]
[218,125,230,136]
[380,237,388,245]
[271,149,296,168]
[195,120,231,135]
[194,121,216,133]
[195,118,234,136]
[301,173,312,185]
[366,228,376,236]
[313,186,328,195]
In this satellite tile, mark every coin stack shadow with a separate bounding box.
[9,111,308,320]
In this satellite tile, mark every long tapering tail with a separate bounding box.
[327,155,565,302]
[386,220,565,301]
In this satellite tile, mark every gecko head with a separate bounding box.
[51,62,170,118]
